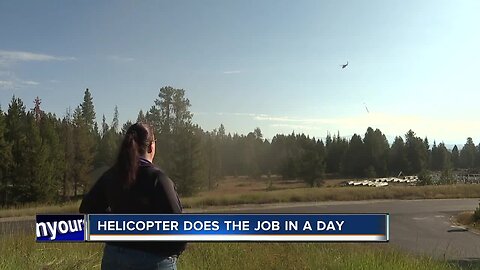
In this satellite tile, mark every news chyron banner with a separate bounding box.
[36,214,86,242]
[36,214,388,242]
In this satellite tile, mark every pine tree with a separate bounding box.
[279,133,301,179]
[112,105,119,132]
[101,115,109,138]
[218,124,226,137]
[0,106,13,205]
[26,111,56,202]
[38,112,64,202]
[405,130,428,174]
[72,106,95,196]
[244,130,260,179]
[171,124,203,195]
[121,120,133,136]
[204,131,221,190]
[424,137,431,169]
[32,96,43,122]
[216,124,225,177]
[299,138,326,187]
[145,86,205,195]
[270,134,288,177]
[61,108,76,200]
[389,136,407,175]
[22,112,45,202]
[80,88,96,132]
[363,128,389,177]
[137,110,146,123]
[460,137,476,169]
[5,96,28,204]
[475,144,480,169]
[325,132,348,174]
[437,143,452,171]
[430,141,439,170]
[72,89,99,194]
[451,145,460,169]
[97,108,121,168]
[343,134,366,177]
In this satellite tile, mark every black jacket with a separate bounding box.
[79,159,187,256]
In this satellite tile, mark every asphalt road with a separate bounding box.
[224,199,480,261]
[2,199,479,262]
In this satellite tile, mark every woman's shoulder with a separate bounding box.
[139,165,170,183]
[146,168,175,190]
[154,168,171,183]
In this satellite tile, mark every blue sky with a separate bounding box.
[1,1,479,144]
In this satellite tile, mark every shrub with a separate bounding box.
[474,202,480,221]
[418,170,433,186]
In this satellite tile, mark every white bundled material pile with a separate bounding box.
[345,175,418,187]
[347,179,389,187]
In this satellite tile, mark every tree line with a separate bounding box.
[0,86,478,206]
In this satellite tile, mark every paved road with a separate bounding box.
[228,199,480,261]
[2,199,479,261]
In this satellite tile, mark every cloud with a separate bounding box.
[233,112,267,117]
[223,70,242,74]
[0,50,76,63]
[0,77,40,90]
[252,112,421,135]
[207,111,480,143]
[213,112,269,117]
[205,111,418,128]
[22,80,39,86]
[270,123,321,130]
[0,50,65,90]
[108,55,135,62]
[0,80,14,87]
[254,115,335,124]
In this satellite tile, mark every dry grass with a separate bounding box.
[2,176,480,218]
[198,176,308,195]
[455,211,480,231]
[0,201,81,219]
[182,182,480,208]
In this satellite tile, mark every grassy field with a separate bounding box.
[0,232,468,270]
[183,182,480,208]
[2,178,478,269]
[2,177,480,218]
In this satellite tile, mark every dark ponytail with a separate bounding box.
[114,123,154,187]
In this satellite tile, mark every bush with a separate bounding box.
[439,169,454,185]
[417,170,433,186]
[474,202,480,221]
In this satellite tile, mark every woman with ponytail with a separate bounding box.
[80,122,185,270]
